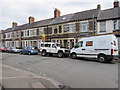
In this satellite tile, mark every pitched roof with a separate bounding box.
[33,18,54,27]
[3,8,100,33]
[97,7,120,21]
[49,14,74,25]
[70,9,100,21]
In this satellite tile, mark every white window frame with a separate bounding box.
[100,21,106,32]
[81,21,88,32]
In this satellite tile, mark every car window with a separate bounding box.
[52,44,56,48]
[45,44,51,47]
[77,41,83,47]
[75,41,83,48]
[41,44,44,47]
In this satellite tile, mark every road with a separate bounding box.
[1,52,119,88]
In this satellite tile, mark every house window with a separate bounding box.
[36,28,39,35]
[75,23,80,32]
[21,31,23,37]
[63,24,69,32]
[69,24,74,33]
[27,30,29,36]
[89,21,94,31]
[58,26,62,33]
[100,21,106,32]
[81,22,88,32]
[39,27,44,35]
[54,26,58,34]
[118,20,120,29]
[48,27,52,34]
[16,32,19,37]
[34,29,37,36]
[113,20,118,30]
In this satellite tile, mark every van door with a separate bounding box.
[50,44,58,53]
[73,41,84,57]
[84,41,96,58]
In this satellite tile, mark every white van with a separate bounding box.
[70,35,118,63]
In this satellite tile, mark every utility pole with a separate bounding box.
[93,14,95,35]
[46,25,48,42]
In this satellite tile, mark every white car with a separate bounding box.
[70,34,119,63]
[39,42,70,58]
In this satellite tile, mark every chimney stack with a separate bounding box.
[97,4,101,9]
[54,8,61,18]
[114,0,119,8]
[12,22,17,27]
[29,16,35,24]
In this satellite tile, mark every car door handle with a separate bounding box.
[82,49,86,50]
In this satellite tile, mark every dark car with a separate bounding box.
[20,46,39,55]
[0,46,7,52]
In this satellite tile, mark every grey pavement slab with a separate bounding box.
[2,65,58,89]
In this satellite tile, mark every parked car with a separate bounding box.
[39,42,70,58]
[70,35,119,63]
[0,46,7,52]
[20,46,39,55]
[12,47,23,53]
[6,47,14,53]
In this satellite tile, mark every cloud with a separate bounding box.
[0,0,114,30]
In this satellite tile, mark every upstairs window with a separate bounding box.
[81,22,88,32]
[63,24,69,32]
[54,26,58,34]
[39,27,44,35]
[58,26,62,33]
[69,24,74,33]
[75,23,80,32]
[113,20,118,30]
[100,21,106,32]
[36,28,39,35]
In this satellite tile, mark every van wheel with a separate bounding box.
[42,50,47,56]
[98,55,107,63]
[71,53,77,59]
[58,52,64,58]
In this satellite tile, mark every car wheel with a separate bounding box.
[7,50,9,53]
[71,53,77,59]
[58,51,64,58]
[20,51,22,54]
[28,52,31,55]
[98,55,107,63]
[42,50,47,56]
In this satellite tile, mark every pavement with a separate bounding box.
[1,65,60,89]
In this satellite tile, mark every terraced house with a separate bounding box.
[2,0,120,50]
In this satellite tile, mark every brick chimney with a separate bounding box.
[12,22,17,27]
[97,4,101,9]
[114,0,119,8]
[54,8,61,18]
[29,16,35,24]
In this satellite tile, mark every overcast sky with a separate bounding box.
[0,0,115,30]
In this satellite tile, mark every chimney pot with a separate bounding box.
[54,8,61,18]
[114,0,119,8]
[29,16,35,24]
[12,22,17,27]
[97,4,101,9]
